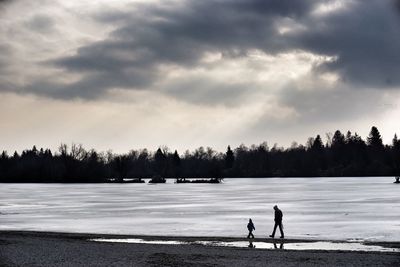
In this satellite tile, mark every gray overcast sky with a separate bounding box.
[1,0,400,153]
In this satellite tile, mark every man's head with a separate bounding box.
[273,205,278,210]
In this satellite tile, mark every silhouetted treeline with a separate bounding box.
[1,126,399,182]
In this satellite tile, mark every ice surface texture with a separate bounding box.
[1,177,399,241]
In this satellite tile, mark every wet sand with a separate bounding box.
[1,231,399,266]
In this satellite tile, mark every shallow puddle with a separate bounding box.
[196,240,400,252]
[91,238,184,245]
[91,238,399,252]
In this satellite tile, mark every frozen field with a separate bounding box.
[1,177,399,241]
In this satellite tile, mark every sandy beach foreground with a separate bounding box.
[1,231,399,267]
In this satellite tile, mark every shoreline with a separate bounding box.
[0,176,397,183]
[1,230,400,247]
[1,231,399,267]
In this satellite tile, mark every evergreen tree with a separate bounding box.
[311,135,324,151]
[332,130,345,148]
[32,145,38,155]
[345,131,352,144]
[173,150,181,167]
[392,134,400,149]
[172,150,181,178]
[1,151,8,160]
[367,126,383,149]
[154,148,167,176]
[392,134,400,175]
[225,146,234,169]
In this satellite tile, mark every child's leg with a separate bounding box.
[248,231,254,238]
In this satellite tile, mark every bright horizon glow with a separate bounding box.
[1,0,399,154]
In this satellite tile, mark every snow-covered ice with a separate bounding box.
[1,177,399,241]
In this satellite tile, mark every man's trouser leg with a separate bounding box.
[271,223,278,236]
[278,223,284,237]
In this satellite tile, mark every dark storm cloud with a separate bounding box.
[53,0,308,72]
[0,0,11,10]
[14,0,400,101]
[394,0,400,11]
[27,67,159,99]
[293,0,400,88]
[33,0,315,100]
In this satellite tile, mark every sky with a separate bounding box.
[1,0,400,154]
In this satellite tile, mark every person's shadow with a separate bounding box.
[273,241,284,250]
[248,241,256,248]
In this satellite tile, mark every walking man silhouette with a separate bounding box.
[269,205,284,238]
[247,218,255,238]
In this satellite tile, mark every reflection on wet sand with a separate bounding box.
[91,238,399,252]
[273,241,284,250]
